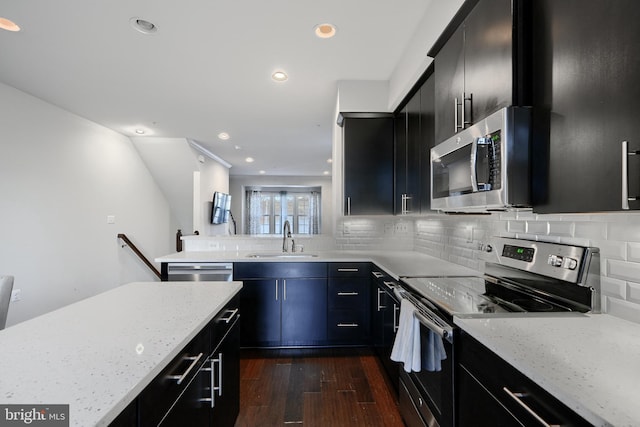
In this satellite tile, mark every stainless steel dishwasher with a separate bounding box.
[164,262,233,282]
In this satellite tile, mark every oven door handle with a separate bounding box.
[414,311,453,344]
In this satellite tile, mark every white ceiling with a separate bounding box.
[0,0,458,176]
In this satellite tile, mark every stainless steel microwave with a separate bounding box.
[430,106,532,212]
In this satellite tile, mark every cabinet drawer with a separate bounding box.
[234,262,327,279]
[328,262,371,278]
[211,295,240,345]
[328,309,369,342]
[139,325,211,426]
[459,332,589,426]
[328,278,369,309]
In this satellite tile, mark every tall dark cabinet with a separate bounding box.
[532,0,640,212]
[394,68,436,214]
[431,0,530,145]
[339,113,394,215]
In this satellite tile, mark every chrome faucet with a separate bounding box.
[282,220,292,252]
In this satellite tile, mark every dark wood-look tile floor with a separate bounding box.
[235,348,405,427]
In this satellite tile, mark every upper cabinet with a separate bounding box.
[339,113,395,215]
[394,68,436,214]
[431,0,530,144]
[531,0,640,213]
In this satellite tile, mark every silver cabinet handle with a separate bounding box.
[337,268,359,272]
[167,352,203,385]
[377,288,386,311]
[220,308,239,324]
[454,96,460,133]
[393,304,399,333]
[346,196,351,215]
[283,279,287,301]
[372,271,384,278]
[275,279,278,301]
[383,281,396,287]
[503,387,559,427]
[462,92,472,127]
[337,292,359,296]
[337,323,359,327]
[401,194,411,214]
[216,353,223,398]
[622,140,639,209]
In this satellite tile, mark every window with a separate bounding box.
[245,187,321,235]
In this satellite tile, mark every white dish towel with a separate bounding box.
[390,298,421,373]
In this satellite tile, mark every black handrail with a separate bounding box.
[117,234,161,279]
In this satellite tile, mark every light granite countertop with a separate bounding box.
[155,250,480,279]
[455,313,640,427]
[0,281,242,427]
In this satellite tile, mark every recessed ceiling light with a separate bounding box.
[327,158,333,163]
[272,71,288,82]
[0,17,20,32]
[130,17,158,34]
[245,157,255,163]
[323,171,330,175]
[135,129,145,135]
[217,132,230,140]
[314,23,336,39]
[259,170,266,175]
[234,145,242,150]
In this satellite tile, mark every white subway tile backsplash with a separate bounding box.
[548,221,574,237]
[526,221,549,235]
[608,221,640,242]
[605,297,640,324]
[627,243,640,263]
[574,221,607,240]
[627,282,640,303]
[601,276,627,299]
[591,240,626,261]
[607,259,640,283]
[508,220,527,233]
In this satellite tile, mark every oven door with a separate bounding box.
[406,321,455,427]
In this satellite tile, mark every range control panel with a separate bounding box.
[492,237,596,284]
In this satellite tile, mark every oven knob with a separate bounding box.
[418,397,424,407]
[547,255,563,267]
[562,257,578,270]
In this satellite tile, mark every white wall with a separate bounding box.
[388,0,465,110]
[131,137,200,235]
[196,155,231,236]
[0,82,172,326]
[229,175,332,235]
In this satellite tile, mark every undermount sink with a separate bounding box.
[246,253,318,259]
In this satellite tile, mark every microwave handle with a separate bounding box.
[470,137,479,192]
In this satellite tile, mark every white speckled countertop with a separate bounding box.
[455,313,640,427]
[0,281,242,427]
[155,250,480,279]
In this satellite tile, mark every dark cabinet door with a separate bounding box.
[457,365,522,427]
[406,90,422,214]
[210,318,240,427]
[394,107,408,214]
[342,115,395,215]
[435,24,465,144]
[532,0,640,212]
[464,0,514,124]
[240,279,280,346]
[281,278,327,345]
[420,74,436,212]
[159,368,210,427]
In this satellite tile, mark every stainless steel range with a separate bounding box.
[394,237,601,427]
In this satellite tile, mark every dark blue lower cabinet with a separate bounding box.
[238,277,328,347]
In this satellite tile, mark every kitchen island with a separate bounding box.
[0,281,242,427]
